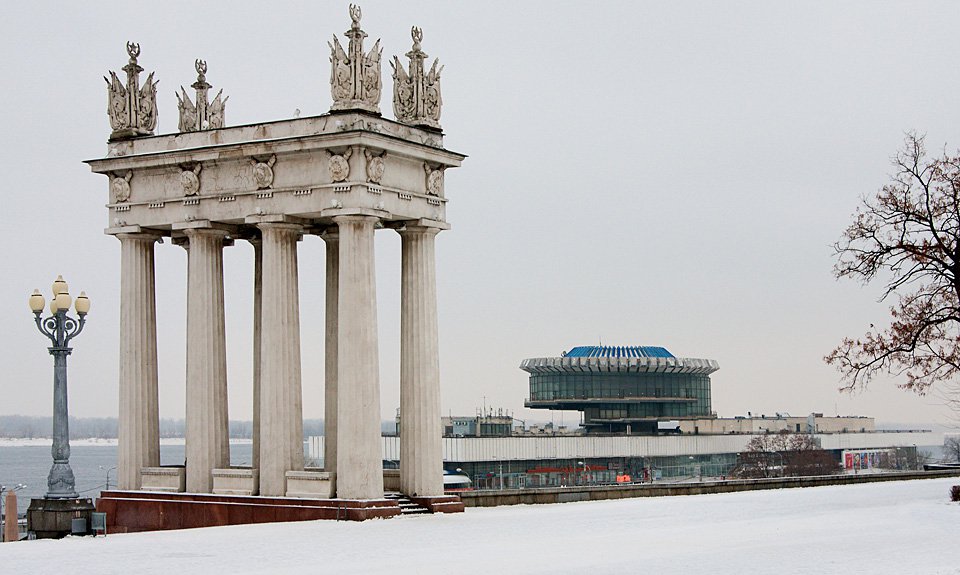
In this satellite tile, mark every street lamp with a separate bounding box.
[29,276,90,499]
[767,451,784,477]
[99,466,117,491]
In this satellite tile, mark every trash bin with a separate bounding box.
[71,517,86,535]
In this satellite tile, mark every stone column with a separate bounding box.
[116,232,161,490]
[321,230,339,475]
[257,223,305,496]
[334,215,383,499]
[398,225,444,497]
[250,236,262,473]
[183,228,230,493]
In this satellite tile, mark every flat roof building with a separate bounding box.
[521,345,720,434]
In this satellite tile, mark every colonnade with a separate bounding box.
[114,216,444,500]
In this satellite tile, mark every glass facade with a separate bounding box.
[447,453,739,489]
[528,371,712,426]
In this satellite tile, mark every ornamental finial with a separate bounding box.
[105,42,158,139]
[329,4,382,114]
[390,26,443,130]
[176,59,228,132]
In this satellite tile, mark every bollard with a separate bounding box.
[4,492,18,542]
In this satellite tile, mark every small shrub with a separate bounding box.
[951,485,960,502]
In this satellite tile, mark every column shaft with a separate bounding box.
[184,228,230,493]
[117,233,161,490]
[257,224,305,496]
[251,237,262,473]
[399,226,443,497]
[334,215,383,499]
[322,231,339,475]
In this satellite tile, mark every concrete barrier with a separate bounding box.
[459,470,960,508]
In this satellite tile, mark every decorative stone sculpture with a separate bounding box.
[105,42,159,139]
[328,148,353,182]
[364,149,385,184]
[391,27,443,130]
[329,5,382,113]
[177,60,228,132]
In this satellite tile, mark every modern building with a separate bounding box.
[521,345,720,434]
[677,413,875,435]
[442,413,514,438]
[306,431,940,488]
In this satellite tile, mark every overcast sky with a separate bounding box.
[3,1,959,427]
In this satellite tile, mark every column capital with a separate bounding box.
[115,230,164,242]
[255,221,304,234]
[396,225,442,239]
[172,220,237,234]
[174,226,232,249]
[393,218,451,233]
[332,213,381,226]
[244,214,309,226]
[107,225,165,238]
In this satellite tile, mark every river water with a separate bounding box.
[0,443,254,516]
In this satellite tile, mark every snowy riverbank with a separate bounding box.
[4,477,959,574]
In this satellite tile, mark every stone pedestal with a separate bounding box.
[140,466,186,492]
[26,497,95,539]
[96,490,400,532]
[285,470,335,498]
[212,468,259,496]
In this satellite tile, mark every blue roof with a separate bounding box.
[563,346,675,359]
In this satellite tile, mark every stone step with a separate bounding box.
[384,492,430,515]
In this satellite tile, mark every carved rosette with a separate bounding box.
[328,148,353,183]
[424,163,444,196]
[111,171,133,202]
[180,164,202,196]
[364,149,385,184]
[251,155,277,189]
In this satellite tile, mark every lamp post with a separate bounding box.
[767,451,784,477]
[29,276,90,498]
[99,465,117,491]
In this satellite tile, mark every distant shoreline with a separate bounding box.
[0,437,254,447]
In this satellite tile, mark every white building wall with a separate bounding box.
[307,431,943,463]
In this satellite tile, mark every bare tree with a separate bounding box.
[827,133,960,397]
[735,431,834,477]
[944,436,960,463]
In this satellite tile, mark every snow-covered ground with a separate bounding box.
[4,478,958,574]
